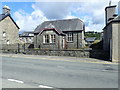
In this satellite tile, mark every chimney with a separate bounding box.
[3,5,10,15]
[105,5,116,25]
[109,0,111,6]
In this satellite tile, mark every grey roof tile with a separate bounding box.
[20,31,34,37]
[0,14,20,29]
[34,18,84,34]
[0,14,8,21]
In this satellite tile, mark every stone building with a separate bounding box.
[19,31,34,44]
[0,5,20,45]
[103,5,120,62]
[34,18,85,50]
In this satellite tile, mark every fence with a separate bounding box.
[0,43,31,53]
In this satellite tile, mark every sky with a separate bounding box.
[1,0,120,32]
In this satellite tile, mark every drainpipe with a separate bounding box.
[110,39,112,61]
[77,33,78,49]
[36,35,37,48]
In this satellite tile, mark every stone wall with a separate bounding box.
[23,49,109,60]
[34,30,84,50]
[103,23,112,51]
[112,22,120,62]
[34,30,63,50]
[25,49,90,58]
[64,32,84,49]
[0,44,110,61]
[118,22,120,62]
[0,16,20,44]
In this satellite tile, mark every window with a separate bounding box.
[3,32,6,37]
[43,35,49,43]
[29,38,31,42]
[7,40,9,45]
[43,34,56,44]
[50,35,55,43]
[67,33,73,42]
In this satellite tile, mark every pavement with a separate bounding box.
[0,53,118,65]
[1,53,118,88]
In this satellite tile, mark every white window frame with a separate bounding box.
[43,35,49,43]
[6,40,10,45]
[50,34,55,43]
[67,33,73,42]
[3,32,6,37]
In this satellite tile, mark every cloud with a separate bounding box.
[65,15,78,19]
[32,2,73,19]
[13,5,48,31]
[68,1,118,31]
[13,1,119,32]
[118,1,120,15]
[85,24,104,32]
[32,1,107,32]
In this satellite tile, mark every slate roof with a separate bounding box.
[19,31,34,37]
[34,18,84,34]
[113,15,120,21]
[103,15,120,30]
[0,14,20,29]
[105,5,116,11]
[0,14,7,21]
[85,37,96,42]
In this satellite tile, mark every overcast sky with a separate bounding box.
[1,0,120,32]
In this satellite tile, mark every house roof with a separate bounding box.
[0,14,20,29]
[113,15,120,21]
[19,31,34,37]
[0,14,7,21]
[105,5,116,11]
[103,15,120,30]
[34,18,84,34]
[85,37,96,42]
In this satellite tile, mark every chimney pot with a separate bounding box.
[3,5,10,15]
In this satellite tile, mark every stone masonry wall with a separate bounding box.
[0,16,20,44]
[25,49,90,58]
[112,22,120,62]
[37,30,61,50]
[0,44,110,61]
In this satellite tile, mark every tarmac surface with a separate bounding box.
[0,53,118,88]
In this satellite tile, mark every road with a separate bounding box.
[1,54,118,88]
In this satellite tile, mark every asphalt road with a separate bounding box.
[1,54,118,88]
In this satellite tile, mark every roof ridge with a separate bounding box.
[44,18,81,22]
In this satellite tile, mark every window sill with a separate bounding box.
[67,41,74,43]
[43,43,55,45]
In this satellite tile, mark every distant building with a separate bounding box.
[19,31,34,44]
[103,5,120,62]
[85,37,96,46]
[34,18,85,49]
[0,5,20,44]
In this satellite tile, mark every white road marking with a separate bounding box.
[8,79,24,84]
[38,85,53,88]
